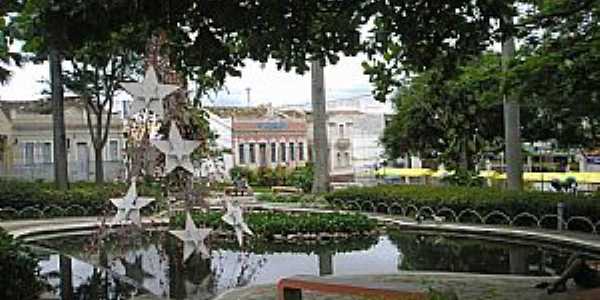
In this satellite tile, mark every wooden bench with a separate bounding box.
[271,186,302,195]
[224,186,253,196]
[570,288,600,300]
[277,275,438,300]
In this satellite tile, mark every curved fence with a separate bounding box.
[329,200,600,235]
[0,203,160,220]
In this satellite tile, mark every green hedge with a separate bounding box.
[325,185,600,221]
[229,164,313,191]
[0,229,45,299]
[171,211,377,238]
[0,179,163,218]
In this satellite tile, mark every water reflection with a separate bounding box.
[33,230,593,300]
[37,252,159,300]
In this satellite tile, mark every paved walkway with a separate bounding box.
[214,273,590,300]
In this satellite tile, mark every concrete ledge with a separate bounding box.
[1,217,168,240]
[215,272,566,300]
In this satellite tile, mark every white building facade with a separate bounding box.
[0,99,126,181]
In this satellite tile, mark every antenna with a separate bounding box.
[245,87,251,107]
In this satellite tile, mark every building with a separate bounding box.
[209,104,309,169]
[0,98,126,181]
[283,97,392,179]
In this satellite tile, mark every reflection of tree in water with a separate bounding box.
[212,251,267,291]
[389,231,570,276]
[54,255,141,300]
[164,233,217,300]
[119,254,154,284]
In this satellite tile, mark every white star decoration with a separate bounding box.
[221,200,254,247]
[152,123,200,174]
[120,66,180,117]
[170,212,212,262]
[110,180,154,226]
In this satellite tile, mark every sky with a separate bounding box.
[0,53,375,107]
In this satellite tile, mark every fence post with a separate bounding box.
[557,202,565,231]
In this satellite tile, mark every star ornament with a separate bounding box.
[170,212,212,262]
[110,181,155,226]
[120,66,180,117]
[152,123,200,174]
[221,200,254,247]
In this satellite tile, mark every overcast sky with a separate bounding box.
[0,53,375,107]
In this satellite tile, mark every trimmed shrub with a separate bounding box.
[290,163,314,192]
[0,229,45,299]
[325,185,600,222]
[171,211,377,238]
[0,179,163,218]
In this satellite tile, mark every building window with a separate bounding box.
[289,143,295,161]
[239,144,245,164]
[339,124,345,137]
[23,142,34,165]
[122,100,130,118]
[344,152,351,167]
[271,143,277,163]
[109,140,119,161]
[336,152,342,167]
[299,142,304,161]
[280,143,286,162]
[41,142,52,163]
[249,143,256,164]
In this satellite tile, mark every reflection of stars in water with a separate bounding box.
[107,243,169,298]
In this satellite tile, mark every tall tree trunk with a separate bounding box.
[94,109,104,184]
[311,60,330,193]
[95,145,104,184]
[59,255,74,300]
[502,9,523,191]
[50,48,69,189]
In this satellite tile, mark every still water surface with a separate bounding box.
[33,230,593,299]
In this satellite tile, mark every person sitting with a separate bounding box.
[536,253,600,294]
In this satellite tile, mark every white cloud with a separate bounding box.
[1,54,374,105]
[201,54,374,107]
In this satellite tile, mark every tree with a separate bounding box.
[364,1,600,190]
[11,1,366,189]
[0,1,22,85]
[63,27,144,184]
[311,60,330,193]
[13,1,156,189]
[382,54,505,171]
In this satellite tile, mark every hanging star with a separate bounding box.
[110,180,154,226]
[170,212,212,262]
[221,200,254,247]
[151,123,200,174]
[120,66,180,117]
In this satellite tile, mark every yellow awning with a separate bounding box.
[375,168,434,177]
[491,172,600,183]
[431,169,456,178]
[479,170,500,178]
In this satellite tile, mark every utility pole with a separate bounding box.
[245,87,251,107]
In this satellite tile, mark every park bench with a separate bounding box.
[331,182,362,191]
[224,186,253,196]
[224,179,253,196]
[277,275,443,300]
[568,288,600,300]
[271,186,302,195]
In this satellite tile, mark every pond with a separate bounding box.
[31,229,599,300]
